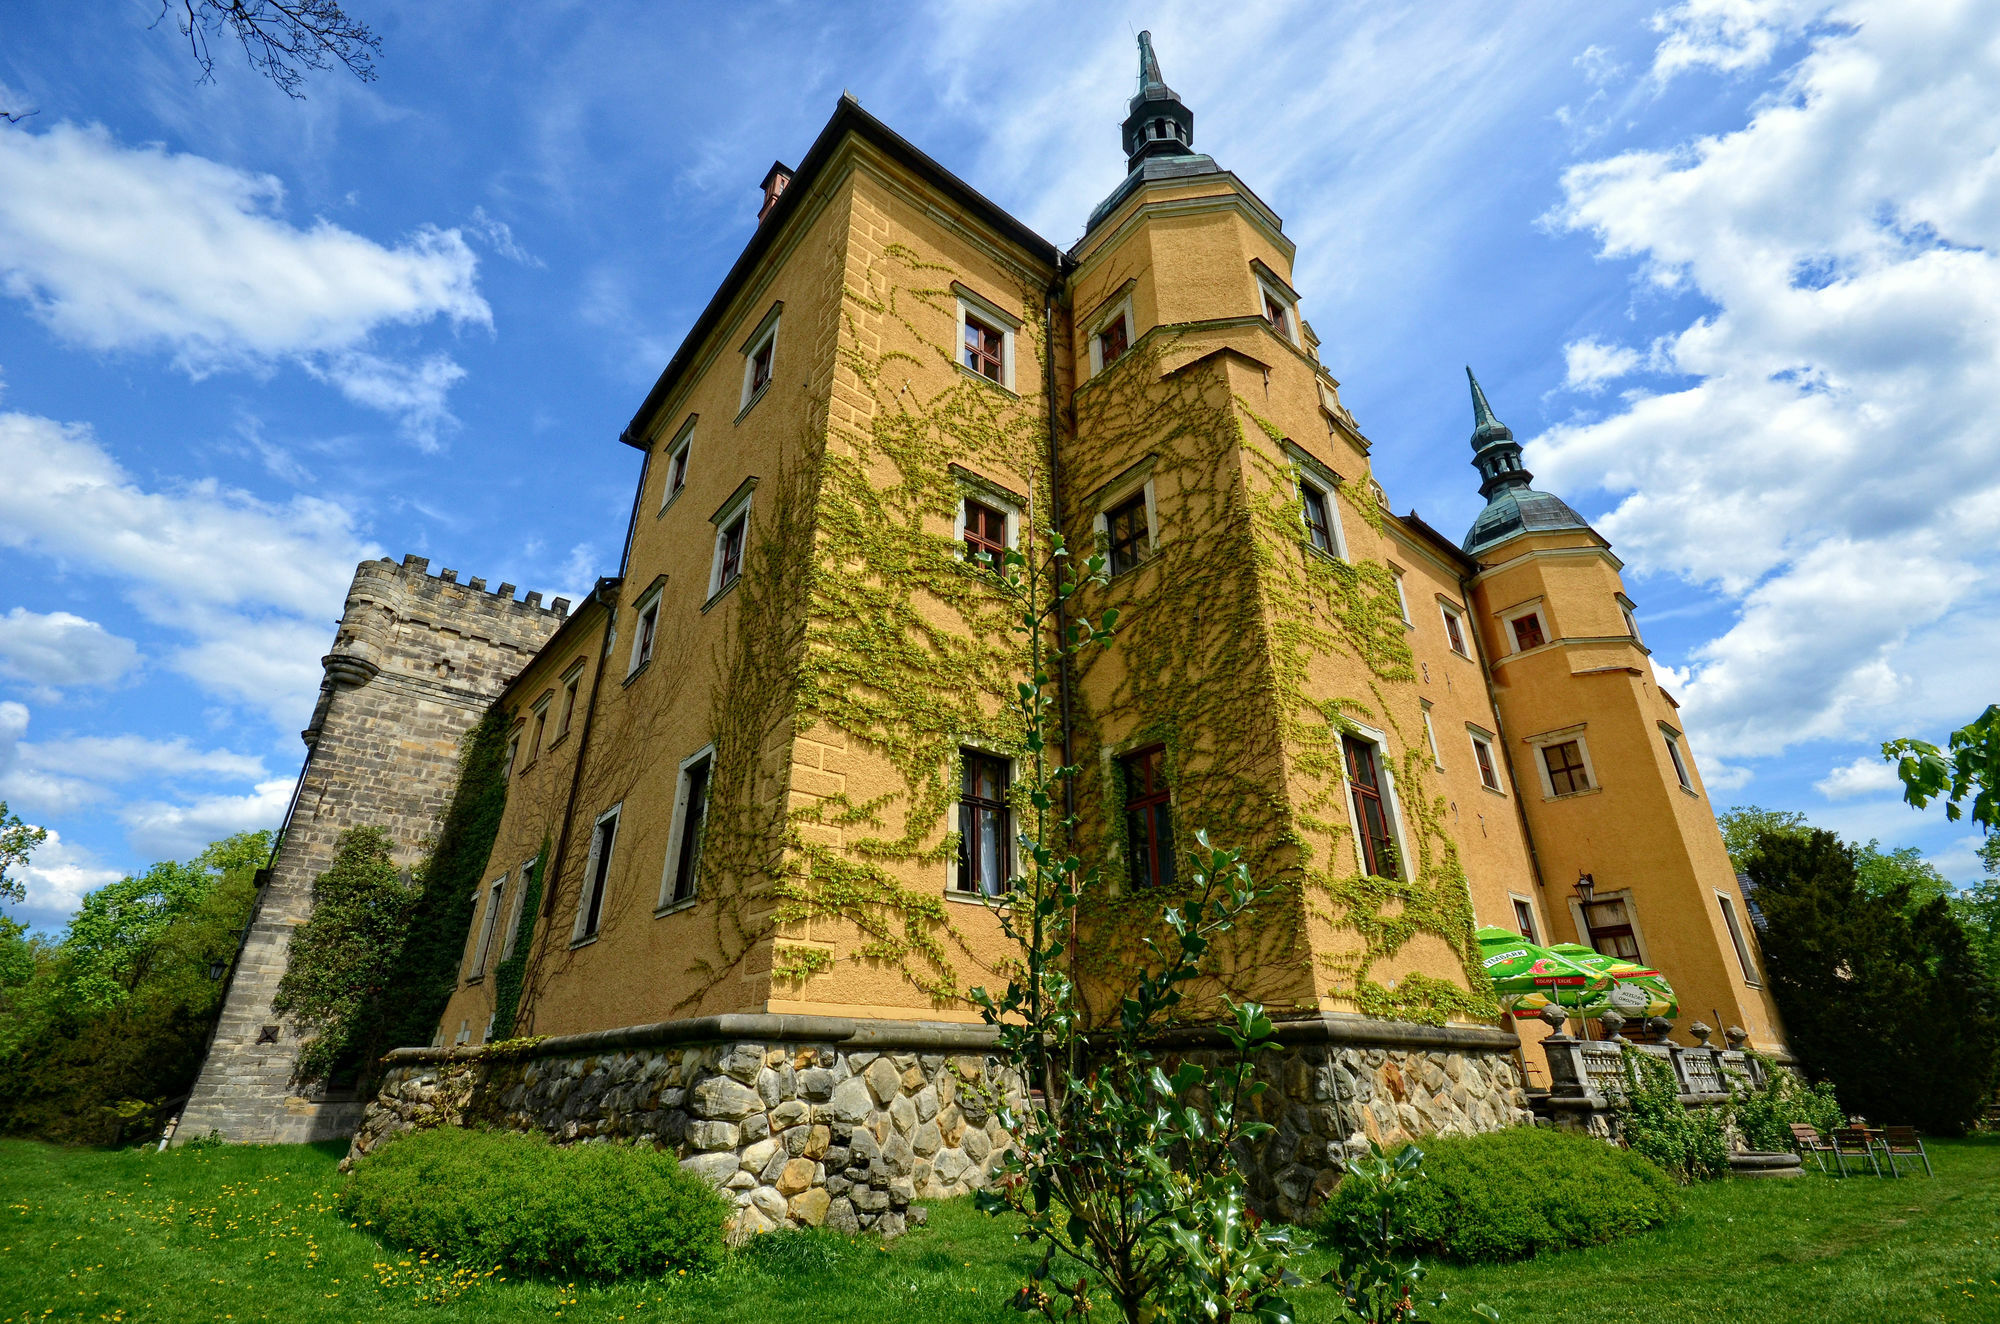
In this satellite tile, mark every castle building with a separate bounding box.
[193,35,1784,1220]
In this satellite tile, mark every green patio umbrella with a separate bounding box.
[1547,942,1680,1020]
[1475,926,1612,1022]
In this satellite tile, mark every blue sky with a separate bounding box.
[2,0,1994,930]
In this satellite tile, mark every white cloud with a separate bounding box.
[0,120,490,441]
[0,699,266,820]
[0,607,138,688]
[1562,337,1644,392]
[0,410,373,728]
[1536,0,2000,759]
[121,777,294,862]
[469,206,544,268]
[5,827,122,929]
[1814,753,1902,799]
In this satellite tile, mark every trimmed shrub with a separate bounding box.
[340,1126,728,1280]
[1316,1126,1678,1263]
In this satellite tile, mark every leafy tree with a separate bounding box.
[1745,827,1999,1135]
[272,826,417,1080]
[1885,704,2000,833]
[0,801,48,907]
[1715,805,1809,873]
[0,831,267,1143]
[1853,840,1954,911]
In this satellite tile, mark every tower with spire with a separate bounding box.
[1461,367,1590,556]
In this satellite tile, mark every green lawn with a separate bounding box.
[3,1135,1998,1323]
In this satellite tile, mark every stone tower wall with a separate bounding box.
[178,555,567,1144]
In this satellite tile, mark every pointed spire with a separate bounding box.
[1467,367,1513,448]
[1119,32,1195,171]
[1137,30,1166,96]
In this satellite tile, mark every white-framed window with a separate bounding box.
[557,662,584,739]
[1337,723,1413,881]
[628,582,663,676]
[454,1018,471,1046]
[1502,601,1549,654]
[1717,890,1760,985]
[1390,567,1412,625]
[499,856,535,961]
[1087,293,1135,377]
[1093,461,1159,576]
[1467,727,1504,793]
[955,285,1019,390]
[708,480,756,600]
[1617,593,1642,643]
[480,1012,495,1045]
[1280,440,1346,561]
[661,416,696,510]
[1420,705,1442,769]
[1661,724,1695,792]
[738,303,782,414]
[1509,893,1540,943]
[1256,271,1300,347]
[527,695,551,764]
[574,803,621,943]
[1572,889,1646,963]
[503,732,520,781]
[658,746,715,910]
[956,491,1020,575]
[468,873,506,981]
[953,747,1017,897]
[1439,600,1471,658]
[1527,726,1598,799]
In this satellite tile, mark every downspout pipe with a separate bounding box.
[1043,271,1076,825]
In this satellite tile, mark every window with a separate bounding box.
[469,875,506,980]
[1511,896,1539,943]
[963,313,1005,382]
[1663,728,1693,791]
[1717,892,1759,984]
[528,699,550,764]
[629,589,661,675]
[1421,708,1442,768]
[499,857,534,961]
[558,664,583,738]
[662,750,713,907]
[1542,740,1591,796]
[1441,603,1470,657]
[1106,492,1153,574]
[503,734,520,781]
[1123,745,1174,889]
[1342,735,1400,880]
[1300,480,1335,555]
[739,305,781,412]
[717,513,746,588]
[575,806,619,942]
[1510,611,1546,652]
[963,499,1008,573]
[662,420,694,508]
[1581,895,1641,961]
[1261,286,1295,342]
[1097,313,1128,368]
[1618,595,1642,642]
[956,750,1012,897]
[1391,570,1411,624]
[1470,732,1502,792]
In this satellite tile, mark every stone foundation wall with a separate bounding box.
[346,1013,1532,1237]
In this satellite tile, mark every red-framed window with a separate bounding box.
[1343,735,1400,880]
[1264,292,1290,339]
[1511,897,1538,943]
[1107,492,1152,574]
[717,512,747,589]
[1543,740,1591,796]
[1511,612,1546,651]
[964,315,1004,382]
[669,443,691,498]
[1123,745,1174,889]
[963,499,1007,573]
[1441,606,1469,657]
[1472,736,1500,791]
[1098,314,1128,367]
[957,750,1012,897]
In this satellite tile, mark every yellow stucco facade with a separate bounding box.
[435,49,1784,1077]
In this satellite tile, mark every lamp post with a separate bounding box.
[207,956,226,981]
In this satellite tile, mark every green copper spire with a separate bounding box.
[1468,366,1513,449]
[1138,30,1166,95]
[1460,368,1592,554]
[1120,32,1194,170]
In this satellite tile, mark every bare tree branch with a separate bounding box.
[0,109,37,124]
[155,0,379,99]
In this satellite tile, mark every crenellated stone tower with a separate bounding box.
[179,555,568,1143]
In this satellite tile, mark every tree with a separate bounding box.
[1746,827,1999,1135]
[272,826,416,1081]
[0,801,48,907]
[1884,704,2000,834]
[1715,805,1808,873]
[1852,840,1954,911]
[158,0,379,98]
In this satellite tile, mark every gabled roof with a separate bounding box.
[620,96,1063,450]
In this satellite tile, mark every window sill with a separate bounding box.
[622,658,652,688]
[954,362,1019,397]
[547,731,570,753]
[734,382,772,424]
[463,975,484,986]
[654,895,699,918]
[659,485,687,516]
[1542,786,1603,803]
[1478,784,1509,798]
[944,888,1013,909]
[701,576,742,614]
[568,934,600,951]
[1447,648,1472,662]
[1300,541,1347,568]
[1676,784,1702,799]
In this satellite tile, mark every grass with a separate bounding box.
[3,1135,1998,1322]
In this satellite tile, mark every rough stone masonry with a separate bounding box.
[178,556,565,1144]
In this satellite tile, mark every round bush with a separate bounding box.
[1317,1126,1678,1263]
[339,1126,729,1280]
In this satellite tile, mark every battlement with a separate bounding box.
[382,554,572,618]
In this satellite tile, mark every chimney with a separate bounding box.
[758,161,793,223]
